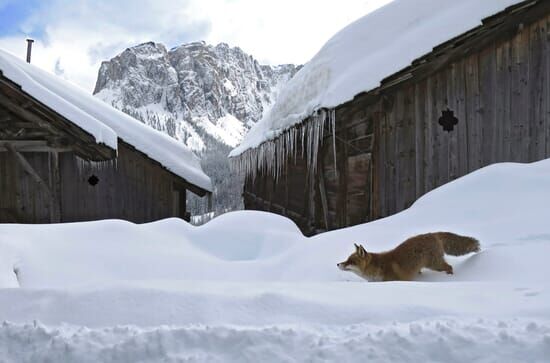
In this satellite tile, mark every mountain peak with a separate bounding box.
[93,40,299,152]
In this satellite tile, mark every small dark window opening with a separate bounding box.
[439,108,458,132]
[88,175,99,186]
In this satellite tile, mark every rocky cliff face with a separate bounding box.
[93,41,299,217]
[94,41,299,151]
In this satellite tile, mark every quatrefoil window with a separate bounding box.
[88,175,99,186]
[438,108,458,132]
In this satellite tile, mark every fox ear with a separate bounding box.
[354,243,361,251]
[358,244,368,257]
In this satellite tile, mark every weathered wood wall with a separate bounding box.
[374,12,550,218]
[0,142,186,223]
[243,7,550,236]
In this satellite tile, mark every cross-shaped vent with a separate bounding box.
[438,108,458,132]
[88,175,99,186]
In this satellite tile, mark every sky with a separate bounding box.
[0,0,392,92]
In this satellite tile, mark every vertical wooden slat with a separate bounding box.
[465,53,482,171]
[479,44,498,167]
[436,71,449,188]
[414,80,426,199]
[394,91,405,211]
[49,151,61,223]
[375,102,387,218]
[424,76,435,194]
[385,100,397,215]
[546,15,550,158]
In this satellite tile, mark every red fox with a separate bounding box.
[337,232,480,281]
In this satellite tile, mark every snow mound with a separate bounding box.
[231,0,523,156]
[0,159,549,288]
[0,49,211,192]
[1,319,548,363]
[1,159,550,361]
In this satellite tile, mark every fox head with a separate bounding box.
[337,243,371,275]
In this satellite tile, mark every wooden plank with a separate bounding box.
[340,117,348,227]
[394,91,405,211]
[424,76,435,194]
[49,151,61,223]
[517,23,531,161]
[437,70,450,187]
[0,140,70,152]
[346,153,370,225]
[510,25,527,162]
[465,53,483,171]
[402,87,416,209]
[496,39,513,161]
[375,102,387,218]
[527,18,546,160]
[414,80,426,199]
[445,64,459,181]
[6,143,53,200]
[479,44,498,167]
[318,162,330,230]
[429,74,441,188]
[546,15,550,158]
[385,97,397,216]
[453,59,469,176]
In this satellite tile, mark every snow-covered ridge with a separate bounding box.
[94,41,299,153]
[231,0,524,157]
[0,48,212,192]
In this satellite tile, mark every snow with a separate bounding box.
[194,114,247,148]
[0,50,118,150]
[0,48,212,192]
[231,0,524,157]
[1,158,550,361]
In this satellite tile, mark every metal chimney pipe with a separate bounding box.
[26,38,34,63]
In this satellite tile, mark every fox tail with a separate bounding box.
[441,233,480,256]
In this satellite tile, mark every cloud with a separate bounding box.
[0,0,392,92]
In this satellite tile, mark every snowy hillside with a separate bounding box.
[94,41,299,152]
[1,159,550,361]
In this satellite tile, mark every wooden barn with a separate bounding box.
[0,48,212,224]
[231,0,550,236]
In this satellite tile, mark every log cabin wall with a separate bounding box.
[0,142,185,223]
[243,6,549,236]
[374,12,550,219]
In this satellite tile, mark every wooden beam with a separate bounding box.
[0,93,61,136]
[49,151,61,223]
[1,78,116,161]
[318,161,330,230]
[5,143,54,201]
[0,140,71,152]
[0,121,41,129]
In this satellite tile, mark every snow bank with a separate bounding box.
[0,158,549,287]
[1,159,550,361]
[1,319,549,363]
[0,49,212,192]
[231,0,524,156]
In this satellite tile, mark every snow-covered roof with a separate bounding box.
[230,0,525,157]
[0,49,212,192]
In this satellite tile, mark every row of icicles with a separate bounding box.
[230,109,337,181]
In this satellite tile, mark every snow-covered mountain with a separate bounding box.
[93,41,299,151]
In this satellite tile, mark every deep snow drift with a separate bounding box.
[1,159,550,361]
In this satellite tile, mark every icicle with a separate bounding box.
[230,107,336,184]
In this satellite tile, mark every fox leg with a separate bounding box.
[427,257,453,275]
